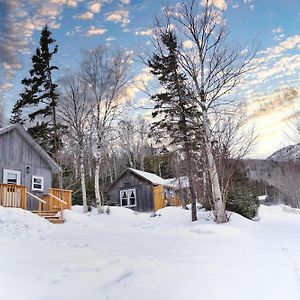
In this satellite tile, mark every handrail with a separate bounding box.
[26,191,47,204]
[48,193,67,205]
[48,193,67,220]
[27,191,47,216]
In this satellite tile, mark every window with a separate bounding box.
[32,176,44,191]
[120,188,137,207]
[3,169,21,185]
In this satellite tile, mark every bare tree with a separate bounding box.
[154,0,258,223]
[80,46,131,213]
[59,73,93,212]
[211,104,256,211]
[118,116,150,170]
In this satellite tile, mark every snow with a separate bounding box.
[128,168,167,185]
[267,143,300,161]
[1,205,300,299]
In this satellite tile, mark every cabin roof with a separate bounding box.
[128,168,167,186]
[164,176,189,189]
[0,124,61,173]
[109,168,190,191]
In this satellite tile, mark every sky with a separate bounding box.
[1,0,300,159]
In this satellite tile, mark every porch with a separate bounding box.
[0,183,72,223]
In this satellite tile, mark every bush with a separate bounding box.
[226,170,260,219]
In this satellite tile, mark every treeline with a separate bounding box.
[10,1,260,222]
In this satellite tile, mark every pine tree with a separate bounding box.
[10,102,25,124]
[11,25,62,159]
[148,31,200,221]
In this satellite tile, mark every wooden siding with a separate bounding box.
[153,185,165,211]
[109,171,154,212]
[0,128,53,210]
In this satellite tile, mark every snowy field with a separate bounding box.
[1,205,300,300]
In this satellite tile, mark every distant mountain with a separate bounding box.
[267,144,300,162]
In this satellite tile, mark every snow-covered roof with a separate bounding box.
[128,168,167,186]
[258,195,268,201]
[164,176,189,189]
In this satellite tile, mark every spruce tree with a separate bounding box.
[11,25,62,159]
[148,31,199,221]
[10,102,25,125]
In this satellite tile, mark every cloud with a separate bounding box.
[105,9,130,27]
[74,11,94,19]
[247,87,300,121]
[50,0,78,7]
[125,68,154,100]
[135,28,153,36]
[0,0,82,92]
[85,26,107,37]
[183,40,193,49]
[88,1,101,13]
[201,0,227,10]
[272,26,283,34]
[120,0,130,4]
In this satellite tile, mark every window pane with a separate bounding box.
[34,178,42,184]
[128,189,136,206]
[32,176,43,191]
[7,173,17,184]
[121,190,128,206]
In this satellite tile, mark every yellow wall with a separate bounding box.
[153,185,165,211]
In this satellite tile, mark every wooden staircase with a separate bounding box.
[32,210,65,224]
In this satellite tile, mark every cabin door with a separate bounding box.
[3,169,21,185]
[2,169,22,207]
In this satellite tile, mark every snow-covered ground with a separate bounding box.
[1,204,300,300]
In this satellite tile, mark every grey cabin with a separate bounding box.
[108,168,188,212]
[0,124,71,220]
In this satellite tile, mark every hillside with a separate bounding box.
[240,159,300,207]
[267,143,300,161]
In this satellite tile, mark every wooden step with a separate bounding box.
[47,218,64,224]
[33,211,57,217]
[32,210,59,216]
[31,210,64,224]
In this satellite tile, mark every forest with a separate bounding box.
[5,1,262,223]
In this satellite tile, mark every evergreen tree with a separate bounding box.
[10,101,25,124]
[147,31,200,221]
[11,25,62,159]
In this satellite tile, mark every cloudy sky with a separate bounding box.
[1,0,300,159]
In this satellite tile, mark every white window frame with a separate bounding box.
[3,169,21,185]
[120,188,137,207]
[32,176,44,192]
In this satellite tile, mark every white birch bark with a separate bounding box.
[80,147,88,213]
[203,110,227,223]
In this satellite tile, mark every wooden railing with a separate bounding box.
[0,184,27,209]
[42,188,72,211]
[0,184,72,218]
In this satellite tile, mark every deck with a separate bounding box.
[0,183,72,223]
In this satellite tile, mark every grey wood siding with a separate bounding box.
[109,171,154,212]
[0,128,53,210]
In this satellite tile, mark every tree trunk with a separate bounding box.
[202,110,227,223]
[80,146,88,213]
[185,144,197,221]
[95,151,103,214]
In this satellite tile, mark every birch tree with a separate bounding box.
[80,46,131,213]
[155,0,257,223]
[59,73,92,212]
